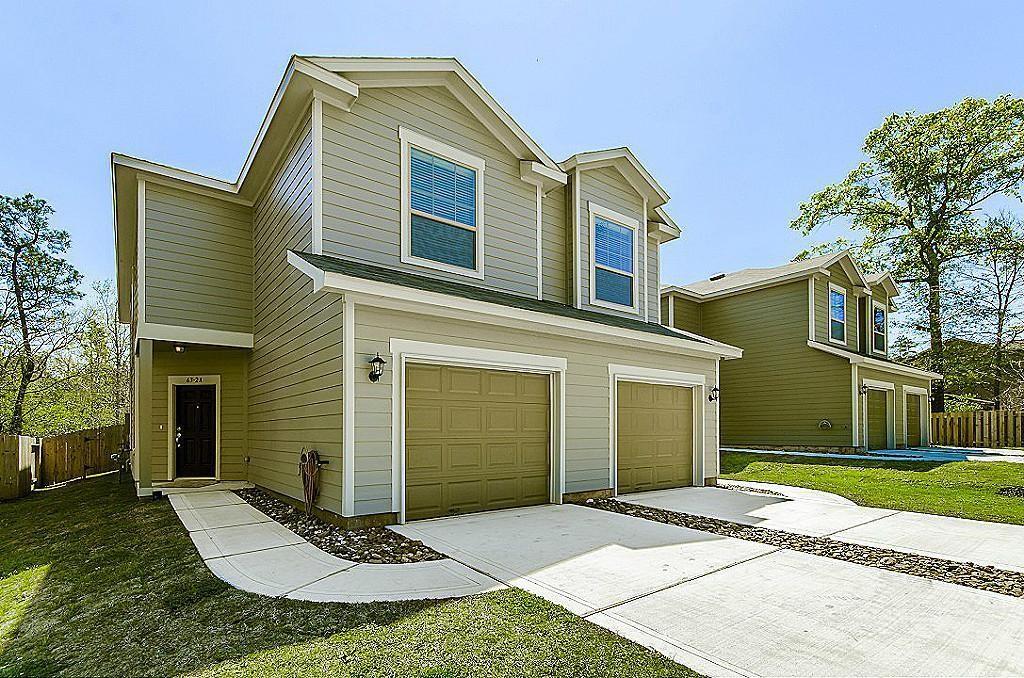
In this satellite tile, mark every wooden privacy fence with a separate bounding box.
[37,424,126,487]
[931,410,1024,449]
[1,436,34,501]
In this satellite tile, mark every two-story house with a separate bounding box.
[112,56,741,524]
[661,251,941,453]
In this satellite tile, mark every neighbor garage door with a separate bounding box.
[405,364,550,521]
[906,394,922,447]
[616,381,694,494]
[866,389,889,450]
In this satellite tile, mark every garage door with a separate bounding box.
[906,394,922,447]
[405,364,550,521]
[616,381,694,494]
[866,389,889,450]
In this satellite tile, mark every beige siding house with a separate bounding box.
[112,56,741,524]
[661,252,941,452]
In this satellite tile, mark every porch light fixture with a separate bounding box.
[708,385,720,402]
[368,353,386,382]
[173,344,186,354]
[859,384,869,395]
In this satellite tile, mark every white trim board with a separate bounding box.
[311,95,324,255]
[588,201,641,314]
[806,340,941,380]
[398,126,486,280]
[388,338,567,523]
[289,252,742,360]
[342,297,356,516]
[608,363,707,493]
[137,321,254,349]
[166,375,222,482]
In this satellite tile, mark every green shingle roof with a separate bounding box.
[292,250,709,344]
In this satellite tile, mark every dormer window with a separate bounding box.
[399,127,485,278]
[828,283,846,344]
[588,202,638,311]
[872,301,887,353]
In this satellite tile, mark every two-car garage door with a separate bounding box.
[405,364,550,521]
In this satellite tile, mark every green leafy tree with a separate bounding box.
[0,195,82,435]
[792,96,1024,410]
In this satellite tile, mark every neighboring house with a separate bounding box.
[661,252,942,452]
[111,56,742,524]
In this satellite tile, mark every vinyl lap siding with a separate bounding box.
[150,347,247,481]
[702,281,854,447]
[578,167,647,319]
[248,116,346,511]
[143,183,252,333]
[320,86,539,297]
[541,184,568,303]
[670,296,702,334]
[354,305,719,515]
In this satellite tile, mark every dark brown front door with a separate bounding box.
[175,385,216,477]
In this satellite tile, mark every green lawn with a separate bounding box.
[721,451,1024,525]
[0,476,696,678]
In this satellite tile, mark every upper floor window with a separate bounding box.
[399,127,485,279]
[872,301,887,353]
[589,202,638,311]
[828,284,846,344]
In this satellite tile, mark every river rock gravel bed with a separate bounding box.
[579,497,1024,599]
[235,488,444,564]
[997,486,1024,499]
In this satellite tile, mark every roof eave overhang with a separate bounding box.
[677,268,832,302]
[560,149,670,208]
[288,252,742,360]
[807,341,942,380]
[660,286,705,302]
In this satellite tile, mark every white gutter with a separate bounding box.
[807,340,942,380]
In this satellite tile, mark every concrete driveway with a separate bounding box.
[394,493,1024,677]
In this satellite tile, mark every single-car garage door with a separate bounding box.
[866,389,889,450]
[405,364,550,521]
[616,381,694,494]
[906,394,922,447]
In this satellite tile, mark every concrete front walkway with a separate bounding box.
[169,491,501,602]
[625,484,1024,572]
[394,498,1024,677]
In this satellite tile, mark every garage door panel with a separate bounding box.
[617,381,694,494]
[867,389,888,450]
[907,395,922,447]
[406,364,550,520]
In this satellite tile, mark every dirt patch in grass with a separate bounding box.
[235,487,443,564]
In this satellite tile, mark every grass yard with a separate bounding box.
[721,451,1024,525]
[0,476,696,678]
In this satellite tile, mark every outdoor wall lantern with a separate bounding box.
[708,385,720,402]
[368,353,386,382]
[173,344,186,354]
[859,384,869,395]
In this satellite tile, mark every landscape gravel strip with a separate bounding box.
[235,488,444,564]
[997,486,1024,498]
[578,497,1024,599]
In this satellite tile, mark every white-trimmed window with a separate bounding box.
[828,283,847,344]
[399,127,485,278]
[588,202,638,311]
[872,300,888,354]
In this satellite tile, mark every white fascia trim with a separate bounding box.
[560,148,670,205]
[287,252,742,359]
[806,340,941,380]
[520,160,567,193]
[827,282,848,345]
[113,154,242,200]
[661,286,704,303]
[138,173,252,207]
[398,126,486,280]
[588,201,640,314]
[342,297,355,516]
[137,321,254,349]
[311,96,324,255]
[390,339,567,372]
[863,377,896,391]
[684,268,832,303]
[608,364,706,386]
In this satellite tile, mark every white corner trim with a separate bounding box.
[573,168,581,308]
[535,183,543,300]
[588,201,640,314]
[851,364,859,447]
[398,126,485,280]
[642,197,649,321]
[807,276,815,342]
[608,363,707,493]
[166,375,221,482]
[137,178,147,325]
[827,282,848,345]
[311,96,324,255]
[667,293,676,328]
[862,377,896,391]
[137,321,254,349]
[389,338,567,523]
[342,296,355,516]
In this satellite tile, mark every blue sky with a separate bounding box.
[3,0,1023,288]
